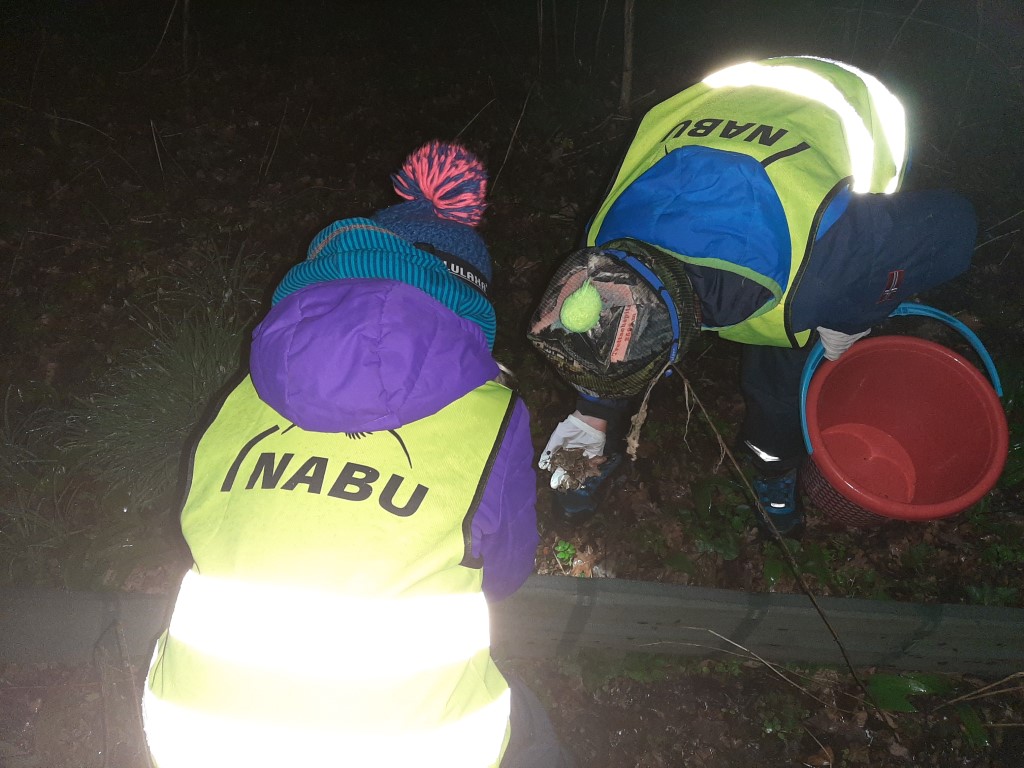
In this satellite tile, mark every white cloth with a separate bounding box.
[816,326,871,361]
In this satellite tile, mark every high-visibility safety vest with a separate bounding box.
[588,56,908,348]
[144,376,517,768]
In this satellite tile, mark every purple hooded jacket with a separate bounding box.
[249,277,538,601]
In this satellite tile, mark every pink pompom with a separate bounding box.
[390,141,488,226]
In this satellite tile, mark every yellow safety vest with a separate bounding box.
[588,56,907,347]
[144,376,517,768]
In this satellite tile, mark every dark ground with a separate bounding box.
[1,1,1023,766]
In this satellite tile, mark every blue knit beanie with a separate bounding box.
[271,142,497,346]
[373,141,492,294]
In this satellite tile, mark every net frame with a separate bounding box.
[529,239,701,398]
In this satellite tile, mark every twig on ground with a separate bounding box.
[120,0,180,75]
[625,358,671,461]
[26,29,47,115]
[102,146,146,184]
[880,0,925,66]
[0,97,115,142]
[150,120,165,187]
[858,9,1024,102]
[641,630,847,712]
[802,725,833,759]
[298,104,314,140]
[455,98,496,141]
[695,628,839,709]
[974,229,1020,252]
[987,208,1024,232]
[93,165,111,192]
[491,86,533,193]
[26,230,107,249]
[260,98,289,182]
[681,374,695,453]
[592,0,610,74]
[8,233,26,283]
[87,200,113,231]
[669,364,890,725]
[936,672,1024,710]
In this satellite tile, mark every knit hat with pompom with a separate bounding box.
[272,142,496,346]
[373,141,491,294]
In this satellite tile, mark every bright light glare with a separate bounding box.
[167,570,491,680]
[704,58,906,193]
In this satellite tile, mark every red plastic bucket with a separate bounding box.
[801,306,1009,525]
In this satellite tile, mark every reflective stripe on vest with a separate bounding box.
[143,679,512,768]
[703,57,906,193]
[164,571,492,680]
[588,55,907,347]
[145,377,516,768]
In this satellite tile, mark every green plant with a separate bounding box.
[980,542,1024,568]
[681,475,750,562]
[755,690,809,741]
[0,500,78,585]
[627,521,671,561]
[569,649,687,692]
[0,386,61,484]
[792,541,835,587]
[57,243,266,516]
[762,536,893,600]
[664,552,696,575]
[0,394,84,586]
[0,487,183,590]
[964,583,1019,607]
[0,403,185,590]
[833,564,890,600]
[61,308,246,514]
[554,539,576,565]
[901,542,936,576]
[955,704,990,750]
[145,240,266,322]
[762,548,788,591]
[698,658,745,677]
[865,672,954,712]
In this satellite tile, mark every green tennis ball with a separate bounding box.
[559,280,603,333]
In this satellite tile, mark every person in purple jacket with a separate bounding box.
[144,142,570,768]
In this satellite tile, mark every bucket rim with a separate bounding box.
[804,336,1009,521]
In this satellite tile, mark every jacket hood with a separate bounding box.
[250,279,499,433]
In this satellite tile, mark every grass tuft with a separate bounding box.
[62,241,264,515]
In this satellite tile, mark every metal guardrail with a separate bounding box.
[2,576,1022,674]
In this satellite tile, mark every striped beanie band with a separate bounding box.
[273,218,497,347]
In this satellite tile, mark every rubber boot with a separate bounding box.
[552,453,624,524]
[752,467,805,537]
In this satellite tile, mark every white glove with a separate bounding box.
[538,413,607,490]
[816,326,871,362]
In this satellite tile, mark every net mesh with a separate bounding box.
[528,240,701,398]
